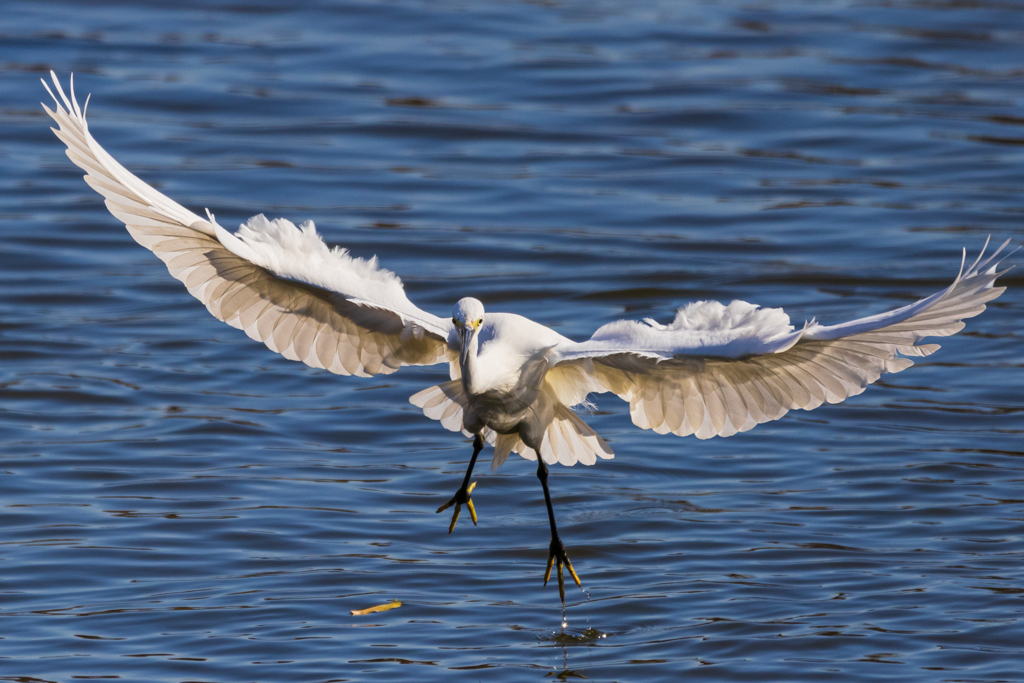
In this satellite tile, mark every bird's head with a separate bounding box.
[452,297,485,365]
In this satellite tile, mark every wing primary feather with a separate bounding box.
[560,240,1009,440]
[43,72,452,381]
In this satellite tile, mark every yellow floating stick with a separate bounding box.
[350,599,402,616]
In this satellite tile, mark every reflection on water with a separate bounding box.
[1,0,1023,680]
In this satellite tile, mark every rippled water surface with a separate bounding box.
[2,1,1024,681]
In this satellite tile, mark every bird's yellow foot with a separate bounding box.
[544,535,582,604]
[436,481,477,534]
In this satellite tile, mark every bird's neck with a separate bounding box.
[460,333,483,395]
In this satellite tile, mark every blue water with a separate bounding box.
[2,1,1023,681]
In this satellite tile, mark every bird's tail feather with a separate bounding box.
[410,380,472,434]
[492,404,614,470]
[411,382,614,470]
[409,380,499,443]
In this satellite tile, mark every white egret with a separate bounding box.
[43,73,1012,603]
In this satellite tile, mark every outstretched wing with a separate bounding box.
[551,241,1012,439]
[43,72,452,377]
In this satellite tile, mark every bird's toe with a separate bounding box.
[544,536,582,604]
[438,481,478,533]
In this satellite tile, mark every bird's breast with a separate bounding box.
[461,350,521,398]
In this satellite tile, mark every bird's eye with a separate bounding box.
[452,317,460,327]
[476,318,483,326]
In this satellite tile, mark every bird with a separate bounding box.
[43,72,1012,604]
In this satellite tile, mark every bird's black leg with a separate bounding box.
[538,457,581,604]
[437,434,484,534]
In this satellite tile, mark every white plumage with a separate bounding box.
[42,70,1013,464]
[43,72,1012,602]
